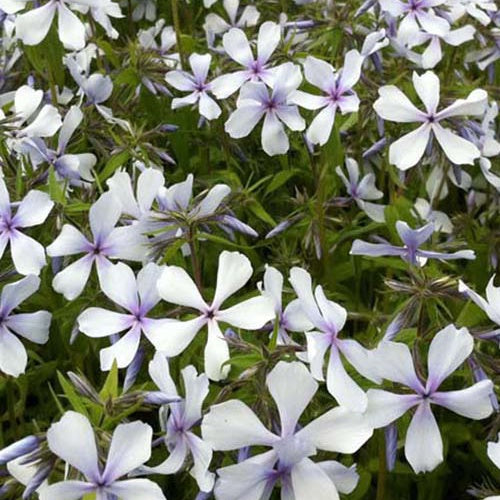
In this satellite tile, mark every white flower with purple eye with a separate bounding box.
[374,70,487,170]
[289,267,380,412]
[291,51,363,146]
[225,63,305,156]
[350,220,475,266]
[335,158,386,223]
[77,262,172,370]
[211,21,281,98]
[459,275,500,328]
[0,177,53,276]
[165,53,221,120]
[0,275,51,378]
[379,0,450,43]
[41,411,166,500]
[138,353,215,492]
[202,361,372,500]
[47,192,148,300]
[204,0,259,37]
[413,198,452,233]
[365,325,494,473]
[258,265,313,346]
[155,250,274,381]
[22,105,96,185]
[3,85,62,142]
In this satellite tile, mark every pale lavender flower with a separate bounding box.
[0,275,51,377]
[41,411,166,500]
[289,267,381,412]
[156,250,274,381]
[202,361,371,499]
[77,262,172,370]
[350,220,475,266]
[335,158,386,223]
[138,353,214,492]
[0,177,53,275]
[365,325,494,473]
[165,53,221,120]
[225,63,305,156]
[291,51,363,146]
[459,275,500,326]
[447,0,497,25]
[258,265,313,345]
[47,192,148,300]
[413,198,452,233]
[211,21,280,98]
[374,70,487,169]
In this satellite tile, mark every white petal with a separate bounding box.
[186,432,215,492]
[106,479,166,500]
[137,168,164,214]
[21,104,62,137]
[338,49,363,90]
[305,331,331,381]
[57,2,86,50]
[425,324,473,393]
[182,365,210,427]
[257,21,280,64]
[267,361,317,436]
[222,28,253,66]
[436,88,488,119]
[46,411,100,482]
[205,319,230,381]
[413,71,440,114]
[0,274,40,315]
[365,389,421,428]
[288,267,324,329]
[374,85,426,123]
[303,56,335,92]
[431,380,494,419]
[217,295,274,329]
[157,265,207,311]
[10,230,46,276]
[15,2,56,46]
[99,326,142,370]
[39,481,95,500]
[261,112,289,156]
[224,104,265,138]
[47,225,89,257]
[314,286,347,333]
[148,351,178,397]
[212,251,252,309]
[52,254,94,300]
[137,262,163,312]
[306,105,336,146]
[202,399,277,450]
[102,421,152,482]
[389,123,431,170]
[89,192,122,243]
[78,308,132,337]
[192,184,231,219]
[291,458,340,500]
[58,105,83,152]
[211,71,250,99]
[99,262,139,312]
[431,123,480,165]
[299,406,373,453]
[487,434,500,469]
[6,311,51,344]
[338,339,381,383]
[0,327,27,377]
[405,402,443,473]
[199,93,221,120]
[13,190,53,228]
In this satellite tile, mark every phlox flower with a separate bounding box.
[335,158,386,223]
[373,70,487,169]
[413,198,452,233]
[225,63,305,156]
[350,220,475,266]
[258,265,313,346]
[138,353,215,492]
[0,275,51,377]
[211,21,281,98]
[0,177,53,275]
[132,0,156,21]
[291,51,363,146]
[486,433,500,500]
[77,262,171,370]
[447,0,498,26]
[41,411,166,499]
[165,53,221,120]
[204,0,259,37]
[289,267,380,412]
[155,250,274,381]
[365,325,494,473]
[47,192,148,300]
[202,361,372,500]
[458,275,500,328]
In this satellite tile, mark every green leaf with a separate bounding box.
[48,167,67,205]
[265,170,299,195]
[57,371,90,417]
[99,150,131,182]
[99,361,119,401]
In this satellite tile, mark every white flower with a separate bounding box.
[138,353,215,492]
[77,262,171,370]
[225,63,305,156]
[41,411,166,500]
[211,21,281,98]
[165,53,221,120]
[204,0,259,37]
[413,197,452,233]
[447,0,498,26]
[366,325,494,473]
[291,51,363,146]
[156,250,274,381]
[459,275,500,327]
[289,267,381,412]
[202,361,372,499]
[374,70,487,169]
[0,176,53,275]
[0,275,51,377]
[47,192,148,300]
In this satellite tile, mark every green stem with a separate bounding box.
[188,227,202,291]
[376,430,388,500]
[171,0,187,69]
